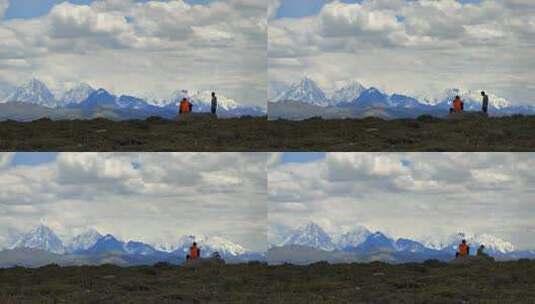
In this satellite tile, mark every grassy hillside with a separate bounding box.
[1,260,535,303]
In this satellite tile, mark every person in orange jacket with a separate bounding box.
[187,242,200,261]
[457,239,470,257]
[450,95,464,113]
[179,97,192,114]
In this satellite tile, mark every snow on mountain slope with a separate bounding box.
[433,88,512,110]
[203,236,247,256]
[5,79,57,108]
[423,232,515,254]
[355,232,397,252]
[162,89,264,115]
[164,235,247,257]
[330,80,367,105]
[59,83,95,106]
[10,225,65,254]
[84,234,126,255]
[191,91,241,111]
[66,229,102,253]
[282,222,336,251]
[274,77,330,107]
[124,241,158,256]
[334,225,372,249]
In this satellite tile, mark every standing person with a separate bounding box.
[477,245,487,257]
[481,91,489,114]
[188,242,200,261]
[211,92,218,115]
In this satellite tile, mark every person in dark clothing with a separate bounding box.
[481,91,489,114]
[211,92,218,115]
[477,245,488,257]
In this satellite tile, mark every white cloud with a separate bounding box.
[269,0,535,104]
[0,0,267,106]
[0,153,268,252]
[269,152,535,250]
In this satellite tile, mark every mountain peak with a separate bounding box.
[275,77,330,106]
[60,83,96,106]
[282,222,336,251]
[10,225,65,254]
[66,229,103,253]
[6,78,56,108]
[335,225,372,249]
[331,80,367,104]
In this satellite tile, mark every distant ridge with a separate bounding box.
[0,79,265,121]
[270,222,534,264]
[270,77,535,120]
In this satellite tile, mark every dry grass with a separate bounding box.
[1,261,535,303]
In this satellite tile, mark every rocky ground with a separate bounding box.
[1,260,535,303]
[267,115,535,151]
[2,115,534,151]
[0,116,268,151]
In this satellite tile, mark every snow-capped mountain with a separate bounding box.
[66,229,102,253]
[168,235,247,257]
[282,222,336,251]
[2,226,259,267]
[163,90,265,117]
[270,77,534,119]
[428,232,516,255]
[274,77,330,107]
[268,80,290,101]
[203,236,247,256]
[83,234,126,255]
[353,232,397,253]
[274,222,523,262]
[59,83,95,106]
[433,88,513,110]
[124,241,158,256]
[76,88,117,110]
[395,238,433,254]
[5,79,57,108]
[334,225,372,250]
[351,87,390,108]
[1,78,264,120]
[330,81,366,105]
[10,224,65,254]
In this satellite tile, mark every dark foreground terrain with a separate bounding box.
[2,115,535,151]
[1,260,535,303]
[268,115,535,151]
[0,117,267,151]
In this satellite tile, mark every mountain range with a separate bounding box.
[268,222,535,265]
[269,77,535,120]
[0,224,263,268]
[0,79,265,121]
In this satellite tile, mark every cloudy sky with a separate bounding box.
[268,0,535,104]
[269,152,535,250]
[0,0,266,106]
[0,152,267,252]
